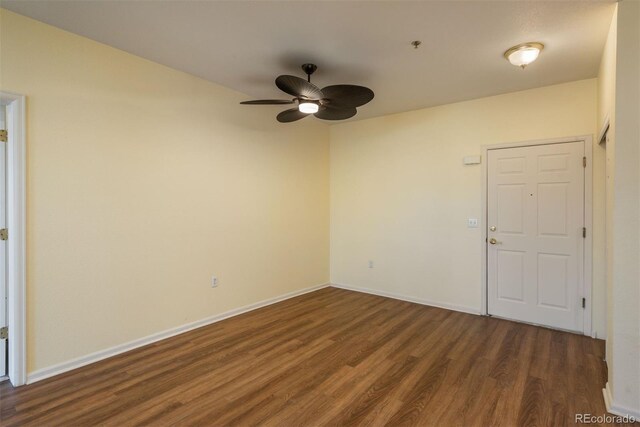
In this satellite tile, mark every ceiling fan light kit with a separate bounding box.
[240,63,374,123]
[504,42,544,68]
[298,101,319,114]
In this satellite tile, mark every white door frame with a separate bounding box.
[1,91,27,386]
[480,135,594,337]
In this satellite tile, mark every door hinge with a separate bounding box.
[583,227,586,238]
[0,229,7,241]
[582,298,586,309]
[0,326,7,340]
[583,156,587,168]
[0,129,6,143]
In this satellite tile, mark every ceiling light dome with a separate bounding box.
[504,42,544,68]
[298,101,319,114]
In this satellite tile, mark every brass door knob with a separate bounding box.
[489,238,498,245]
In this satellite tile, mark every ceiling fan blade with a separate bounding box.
[277,107,309,123]
[240,99,295,105]
[276,75,324,100]
[314,106,357,121]
[321,85,374,108]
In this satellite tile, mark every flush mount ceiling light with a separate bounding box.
[504,42,544,69]
[298,100,319,114]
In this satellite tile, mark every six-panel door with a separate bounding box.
[487,142,585,332]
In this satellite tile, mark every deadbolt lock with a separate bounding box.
[489,226,496,231]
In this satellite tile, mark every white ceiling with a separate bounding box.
[3,0,616,122]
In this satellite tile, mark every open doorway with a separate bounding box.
[598,118,610,356]
[0,92,26,386]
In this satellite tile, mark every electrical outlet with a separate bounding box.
[211,276,218,288]
[467,218,479,228]
[368,260,374,269]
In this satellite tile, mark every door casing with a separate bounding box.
[480,135,594,337]
[0,91,27,386]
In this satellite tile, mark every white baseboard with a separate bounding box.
[603,382,640,419]
[330,283,481,315]
[27,282,330,384]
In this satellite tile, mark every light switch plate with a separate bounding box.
[467,218,479,228]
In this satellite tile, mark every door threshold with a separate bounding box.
[487,313,585,336]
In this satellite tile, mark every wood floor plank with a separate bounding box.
[0,288,619,426]
[329,355,420,425]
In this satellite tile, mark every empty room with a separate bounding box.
[0,0,638,425]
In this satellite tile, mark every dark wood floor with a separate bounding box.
[0,287,619,426]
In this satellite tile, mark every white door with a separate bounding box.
[0,105,6,377]
[487,141,585,332]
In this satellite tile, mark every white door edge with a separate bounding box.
[480,135,594,337]
[0,91,27,386]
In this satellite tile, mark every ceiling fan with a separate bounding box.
[240,63,374,123]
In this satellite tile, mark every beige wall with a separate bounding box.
[0,10,330,374]
[330,79,603,335]
[608,0,640,414]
